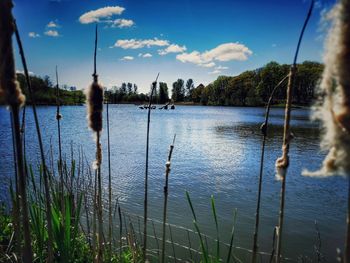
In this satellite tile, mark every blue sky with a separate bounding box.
[13,0,335,93]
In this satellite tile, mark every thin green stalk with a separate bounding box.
[55,66,63,199]
[143,72,160,259]
[9,110,21,257]
[211,195,220,262]
[14,20,54,262]
[275,2,314,262]
[96,131,104,263]
[106,95,112,254]
[226,209,237,263]
[186,191,208,263]
[161,135,176,263]
[251,74,289,263]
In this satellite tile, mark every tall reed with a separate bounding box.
[0,1,32,261]
[14,19,55,262]
[251,74,289,263]
[86,24,104,263]
[303,0,350,261]
[274,1,314,262]
[106,90,113,254]
[55,66,63,198]
[161,135,176,263]
[143,73,160,259]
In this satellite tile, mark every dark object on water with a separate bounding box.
[139,104,156,110]
[159,102,169,110]
[170,104,175,110]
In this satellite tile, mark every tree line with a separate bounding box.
[2,61,323,106]
[189,61,323,106]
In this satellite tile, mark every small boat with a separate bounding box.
[170,104,175,110]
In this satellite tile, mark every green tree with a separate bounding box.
[159,82,169,104]
[171,79,185,102]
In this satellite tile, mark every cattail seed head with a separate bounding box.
[86,78,104,132]
[304,0,350,176]
[0,0,26,108]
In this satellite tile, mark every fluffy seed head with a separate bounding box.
[0,0,26,108]
[304,0,350,177]
[86,79,104,132]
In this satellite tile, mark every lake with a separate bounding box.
[0,105,347,261]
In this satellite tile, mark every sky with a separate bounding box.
[13,0,335,93]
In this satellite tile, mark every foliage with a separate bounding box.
[0,73,86,105]
[190,61,323,106]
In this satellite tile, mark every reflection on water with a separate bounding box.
[0,105,347,260]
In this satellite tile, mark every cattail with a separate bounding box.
[0,1,32,262]
[274,1,314,262]
[304,0,350,176]
[86,24,104,263]
[86,78,104,134]
[303,0,350,261]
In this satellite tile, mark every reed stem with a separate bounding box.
[0,2,32,260]
[14,21,54,262]
[275,2,314,262]
[143,72,160,259]
[55,66,63,198]
[106,96,112,254]
[161,135,176,263]
[251,74,289,263]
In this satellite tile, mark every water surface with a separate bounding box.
[0,105,347,261]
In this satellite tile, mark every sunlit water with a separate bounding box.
[0,105,347,261]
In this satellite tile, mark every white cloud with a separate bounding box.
[138,53,143,57]
[44,30,60,37]
[142,53,152,58]
[16,70,34,75]
[208,69,222,75]
[114,38,169,49]
[47,21,59,28]
[120,56,134,61]
[112,19,134,28]
[201,62,216,68]
[158,44,187,55]
[216,65,228,70]
[28,32,40,38]
[79,6,125,24]
[176,42,252,67]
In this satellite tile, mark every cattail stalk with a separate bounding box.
[0,1,32,261]
[14,20,55,262]
[55,66,63,198]
[251,75,289,263]
[86,24,104,263]
[161,135,176,263]
[106,93,112,254]
[274,1,314,262]
[143,73,160,259]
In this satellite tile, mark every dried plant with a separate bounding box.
[303,0,350,261]
[0,1,32,262]
[85,24,104,263]
[143,73,159,260]
[274,1,314,262]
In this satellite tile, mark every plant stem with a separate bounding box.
[251,75,288,263]
[107,98,112,255]
[275,2,314,262]
[14,21,54,262]
[55,66,63,198]
[143,73,159,259]
[161,135,176,263]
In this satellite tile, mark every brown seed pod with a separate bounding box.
[86,80,103,132]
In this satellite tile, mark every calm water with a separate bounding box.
[0,105,347,261]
